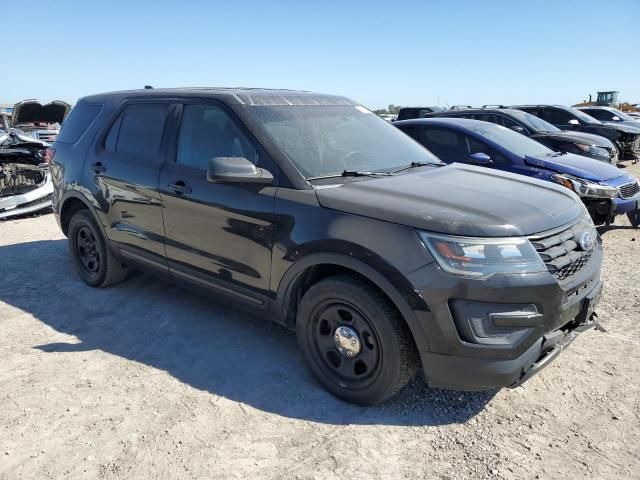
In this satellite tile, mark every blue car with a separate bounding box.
[395,118,640,227]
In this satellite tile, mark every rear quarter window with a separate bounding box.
[55,103,103,144]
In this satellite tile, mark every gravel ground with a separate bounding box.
[1,164,639,480]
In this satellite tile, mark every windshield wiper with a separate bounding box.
[549,151,567,157]
[307,170,395,181]
[392,161,443,174]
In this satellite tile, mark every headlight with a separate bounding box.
[551,173,618,198]
[417,231,547,278]
[575,144,609,158]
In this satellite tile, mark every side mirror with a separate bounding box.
[568,119,580,126]
[611,116,620,121]
[509,125,526,134]
[468,152,492,164]
[207,157,274,184]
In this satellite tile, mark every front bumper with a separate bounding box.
[0,174,53,220]
[405,234,603,391]
[612,194,640,215]
[618,136,640,160]
[418,280,602,390]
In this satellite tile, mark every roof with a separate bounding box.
[81,87,356,107]
[394,117,489,129]
[437,107,528,116]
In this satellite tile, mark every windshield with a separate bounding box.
[469,123,554,158]
[570,108,601,124]
[508,110,560,133]
[247,105,442,179]
[608,108,636,121]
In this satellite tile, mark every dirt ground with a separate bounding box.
[1,164,639,480]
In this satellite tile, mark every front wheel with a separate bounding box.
[296,276,419,405]
[627,210,640,228]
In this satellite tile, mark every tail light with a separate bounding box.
[44,147,56,164]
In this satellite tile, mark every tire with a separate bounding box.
[296,275,419,405]
[628,210,640,228]
[68,209,129,287]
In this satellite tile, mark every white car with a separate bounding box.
[0,131,53,220]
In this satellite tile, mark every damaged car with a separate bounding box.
[10,99,71,143]
[0,131,53,219]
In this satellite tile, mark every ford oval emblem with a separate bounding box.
[579,231,595,251]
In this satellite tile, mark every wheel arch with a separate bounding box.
[275,253,431,353]
[59,191,104,237]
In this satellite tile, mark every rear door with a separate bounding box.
[158,101,278,309]
[84,101,172,271]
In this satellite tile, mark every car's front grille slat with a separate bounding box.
[619,181,640,199]
[529,220,594,282]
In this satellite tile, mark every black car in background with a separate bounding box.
[418,107,618,164]
[510,105,640,161]
[49,88,603,405]
[576,106,640,128]
[396,106,443,121]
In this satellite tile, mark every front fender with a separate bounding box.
[274,248,433,353]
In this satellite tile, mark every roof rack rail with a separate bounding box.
[450,105,473,110]
[482,104,505,109]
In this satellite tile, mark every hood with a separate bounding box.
[12,100,71,126]
[533,130,614,148]
[599,122,640,134]
[314,164,582,237]
[524,152,623,182]
[602,120,640,129]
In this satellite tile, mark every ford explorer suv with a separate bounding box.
[510,105,640,161]
[396,118,640,227]
[51,88,603,405]
[413,107,619,165]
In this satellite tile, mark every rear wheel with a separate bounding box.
[68,209,129,287]
[627,210,640,228]
[296,276,418,405]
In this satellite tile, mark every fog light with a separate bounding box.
[450,300,542,346]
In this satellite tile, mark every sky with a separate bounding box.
[2,0,640,110]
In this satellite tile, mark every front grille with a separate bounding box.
[529,220,595,282]
[619,181,640,199]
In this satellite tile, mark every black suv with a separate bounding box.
[417,107,618,164]
[51,88,603,405]
[396,106,443,121]
[510,105,640,161]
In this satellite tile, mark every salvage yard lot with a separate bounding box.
[1,164,639,480]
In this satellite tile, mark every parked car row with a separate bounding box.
[396,105,640,228]
[49,87,607,405]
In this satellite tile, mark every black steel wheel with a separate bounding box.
[75,225,101,277]
[309,301,382,389]
[68,209,129,287]
[296,275,418,405]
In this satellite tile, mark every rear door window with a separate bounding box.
[114,104,170,157]
[55,103,103,144]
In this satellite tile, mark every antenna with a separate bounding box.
[144,85,154,90]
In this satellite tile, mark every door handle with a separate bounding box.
[91,162,106,173]
[168,181,192,195]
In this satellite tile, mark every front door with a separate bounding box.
[158,102,278,309]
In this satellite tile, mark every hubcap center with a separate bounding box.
[333,325,361,358]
